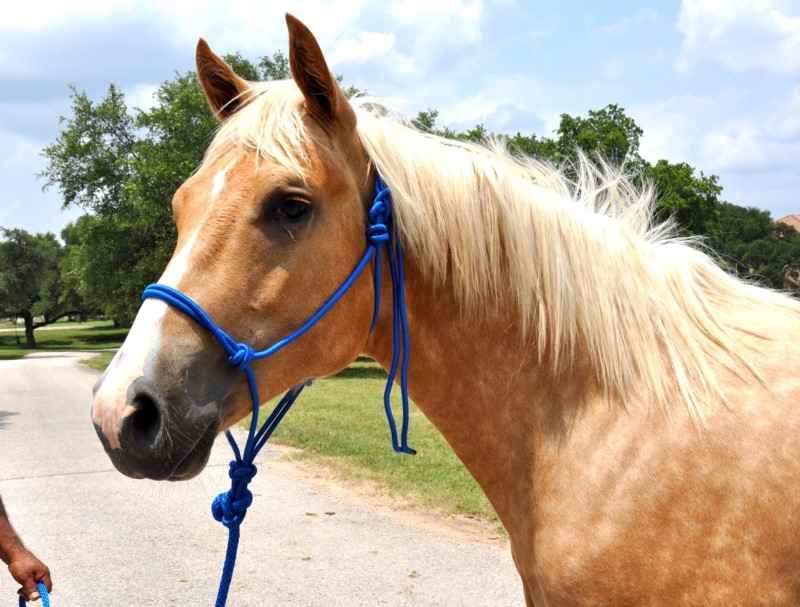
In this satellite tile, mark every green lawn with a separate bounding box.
[82,351,116,372]
[0,322,126,360]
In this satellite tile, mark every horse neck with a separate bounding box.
[362,251,603,527]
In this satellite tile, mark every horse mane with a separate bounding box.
[203,80,800,420]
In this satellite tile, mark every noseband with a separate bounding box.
[142,174,414,607]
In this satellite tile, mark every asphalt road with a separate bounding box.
[0,352,524,606]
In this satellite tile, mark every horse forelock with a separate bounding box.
[349,98,800,420]
[202,80,311,176]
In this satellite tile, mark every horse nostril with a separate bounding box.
[121,392,163,450]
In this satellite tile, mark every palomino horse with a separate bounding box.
[92,14,800,606]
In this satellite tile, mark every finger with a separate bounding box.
[17,581,40,602]
[39,569,52,593]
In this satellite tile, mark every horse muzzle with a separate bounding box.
[92,373,219,480]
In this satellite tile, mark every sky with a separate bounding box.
[1,0,799,238]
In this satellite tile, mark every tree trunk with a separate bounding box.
[22,312,36,348]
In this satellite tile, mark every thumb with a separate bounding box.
[18,580,41,602]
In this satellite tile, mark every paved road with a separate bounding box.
[0,353,524,606]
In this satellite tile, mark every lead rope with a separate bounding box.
[142,175,414,607]
[18,582,50,607]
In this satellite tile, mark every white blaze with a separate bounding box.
[92,158,238,443]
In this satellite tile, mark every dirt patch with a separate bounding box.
[267,447,510,554]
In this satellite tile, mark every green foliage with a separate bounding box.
[0,228,61,314]
[258,50,291,81]
[0,228,68,346]
[552,103,644,168]
[40,85,136,215]
[507,132,559,160]
[410,109,459,139]
[712,203,800,289]
[646,159,722,237]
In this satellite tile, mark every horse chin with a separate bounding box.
[165,425,218,481]
[95,418,218,481]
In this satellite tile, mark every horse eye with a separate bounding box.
[275,199,309,222]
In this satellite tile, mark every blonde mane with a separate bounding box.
[203,80,800,419]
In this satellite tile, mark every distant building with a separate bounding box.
[776,215,800,231]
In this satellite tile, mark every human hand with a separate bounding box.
[7,549,51,602]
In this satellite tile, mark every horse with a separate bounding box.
[91,14,800,606]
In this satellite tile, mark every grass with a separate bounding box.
[0,322,127,361]
[266,357,499,525]
[82,351,116,372]
[0,316,83,329]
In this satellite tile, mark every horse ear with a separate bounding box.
[285,14,355,130]
[196,38,250,121]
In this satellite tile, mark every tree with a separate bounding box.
[646,160,722,237]
[0,228,74,347]
[552,103,644,169]
[42,74,215,323]
[41,84,136,215]
[506,132,559,161]
[259,50,291,81]
[712,203,800,290]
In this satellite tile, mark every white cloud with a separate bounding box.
[632,86,790,172]
[328,32,396,64]
[1,0,136,32]
[125,84,160,112]
[699,124,764,170]
[148,0,370,56]
[0,1,372,60]
[677,0,800,75]
[633,83,800,214]
[0,130,83,236]
[601,8,660,35]
[699,92,800,172]
[437,73,559,133]
[383,0,485,69]
[633,90,736,164]
[388,0,483,31]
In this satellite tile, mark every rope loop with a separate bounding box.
[366,223,390,244]
[228,343,255,370]
[368,198,387,221]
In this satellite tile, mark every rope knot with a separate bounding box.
[367,197,391,244]
[228,343,254,370]
[228,460,258,482]
[212,460,258,528]
[366,223,390,244]
[211,488,253,528]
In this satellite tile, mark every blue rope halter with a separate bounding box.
[142,175,414,607]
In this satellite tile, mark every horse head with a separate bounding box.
[91,15,375,480]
